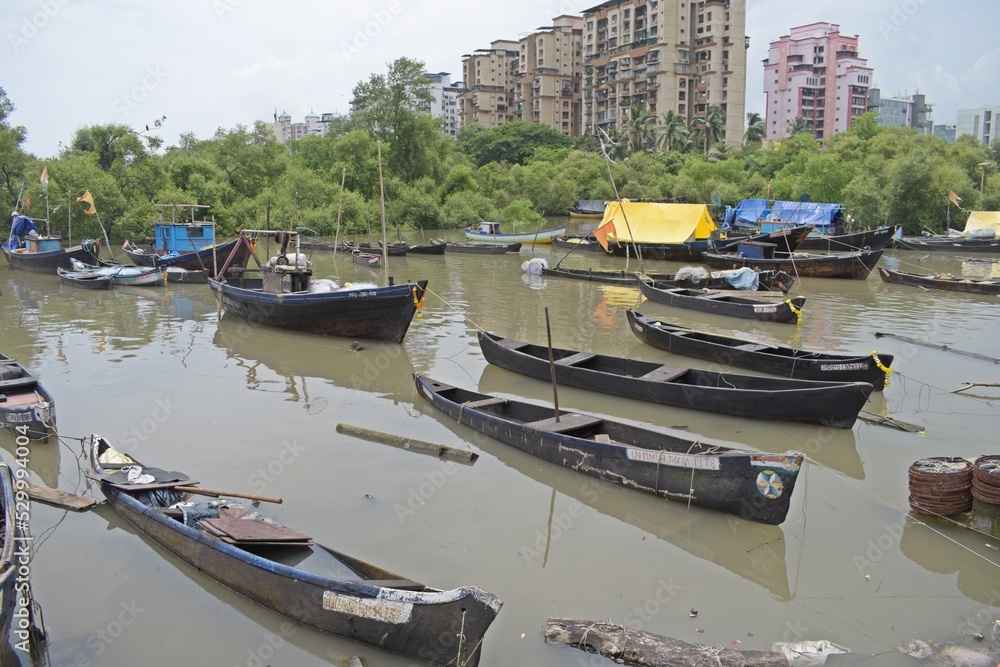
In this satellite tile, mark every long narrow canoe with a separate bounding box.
[464,225,565,244]
[445,242,522,254]
[478,331,872,428]
[625,310,893,389]
[878,266,1000,295]
[0,353,56,440]
[701,249,884,279]
[414,374,804,524]
[894,236,1000,253]
[542,266,794,293]
[88,436,501,666]
[637,277,805,323]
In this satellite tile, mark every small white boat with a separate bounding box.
[463,221,566,244]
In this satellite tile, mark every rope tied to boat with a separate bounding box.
[411,285,425,320]
[784,298,803,324]
[871,350,892,388]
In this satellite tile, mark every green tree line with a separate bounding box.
[2,58,998,244]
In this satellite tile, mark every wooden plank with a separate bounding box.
[524,413,603,434]
[858,411,925,433]
[555,352,596,366]
[637,365,688,383]
[734,343,769,352]
[545,618,789,667]
[198,517,312,543]
[495,338,529,351]
[465,398,509,409]
[336,424,478,465]
[0,377,38,390]
[26,484,98,511]
[699,291,732,300]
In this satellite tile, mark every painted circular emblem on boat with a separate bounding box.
[756,470,784,499]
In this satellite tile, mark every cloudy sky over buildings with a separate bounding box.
[4,0,997,156]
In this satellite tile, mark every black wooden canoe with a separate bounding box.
[57,268,115,290]
[407,242,446,255]
[637,277,806,323]
[445,242,522,254]
[543,266,794,293]
[796,225,898,252]
[701,249,884,279]
[414,374,804,524]
[625,310,893,389]
[88,436,501,666]
[0,353,56,440]
[893,236,1000,253]
[878,266,1000,295]
[478,331,873,428]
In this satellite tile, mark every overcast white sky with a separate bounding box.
[4,0,997,157]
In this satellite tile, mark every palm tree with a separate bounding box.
[624,103,655,154]
[744,111,765,145]
[656,110,690,153]
[690,105,726,155]
[787,116,810,137]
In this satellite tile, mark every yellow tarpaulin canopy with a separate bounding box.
[963,211,1000,234]
[598,202,718,243]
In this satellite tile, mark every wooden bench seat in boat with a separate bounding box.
[700,291,732,300]
[554,352,596,366]
[348,578,426,591]
[466,397,509,409]
[495,338,529,351]
[637,365,688,383]
[523,413,604,434]
[0,377,38,390]
[733,343,769,352]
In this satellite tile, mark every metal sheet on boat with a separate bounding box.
[625,449,721,470]
[322,591,414,623]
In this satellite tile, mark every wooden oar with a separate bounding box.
[173,485,282,504]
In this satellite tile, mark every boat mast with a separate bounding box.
[333,168,346,260]
[378,140,389,283]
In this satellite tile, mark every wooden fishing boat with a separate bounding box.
[625,310,893,388]
[701,248,884,280]
[894,236,1000,253]
[445,242,522,254]
[552,235,602,251]
[210,230,426,344]
[712,224,813,254]
[604,239,712,261]
[407,242,446,255]
[878,266,1000,295]
[796,225,898,252]
[0,353,56,440]
[57,267,115,290]
[87,435,501,666]
[542,266,794,293]
[478,331,873,428]
[3,236,101,274]
[352,249,381,268]
[414,374,804,524]
[354,242,408,257]
[69,259,167,286]
[567,199,609,218]
[464,221,565,244]
[637,277,806,323]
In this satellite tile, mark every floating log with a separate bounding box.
[26,484,98,511]
[858,411,925,433]
[544,618,789,667]
[336,424,478,465]
[874,332,1000,364]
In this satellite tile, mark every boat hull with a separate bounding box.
[605,240,711,261]
[701,249,884,279]
[57,270,114,289]
[542,267,794,292]
[713,225,813,254]
[3,243,101,273]
[478,332,872,428]
[464,225,565,244]
[637,279,805,323]
[0,355,56,440]
[407,243,446,255]
[796,225,898,252]
[93,448,499,666]
[446,242,521,254]
[878,266,1000,295]
[209,279,427,344]
[894,237,1000,253]
[626,310,892,389]
[414,375,803,525]
[124,238,252,276]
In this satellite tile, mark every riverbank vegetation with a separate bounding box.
[2,60,998,244]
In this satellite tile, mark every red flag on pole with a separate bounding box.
[593,219,617,253]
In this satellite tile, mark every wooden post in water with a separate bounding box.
[544,307,560,422]
[377,141,389,284]
[333,168,346,260]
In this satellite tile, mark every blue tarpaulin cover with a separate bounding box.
[724,199,771,229]
[3,215,38,250]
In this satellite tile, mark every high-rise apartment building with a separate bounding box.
[514,16,584,135]
[956,106,1000,145]
[580,0,748,147]
[424,72,464,137]
[763,22,873,141]
[459,40,520,129]
[269,110,329,143]
[868,88,933,134]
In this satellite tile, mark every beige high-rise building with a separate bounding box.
[581,0,748,147]
[459,40,520,129]
[514,16,584,135]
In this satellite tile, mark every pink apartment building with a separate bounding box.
[763,22,873,141]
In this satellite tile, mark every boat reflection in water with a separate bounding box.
[0,430,61,489]
[410,400,795,601]
[212,318,415,404]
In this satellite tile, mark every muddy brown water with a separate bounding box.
[1,225,998,666]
